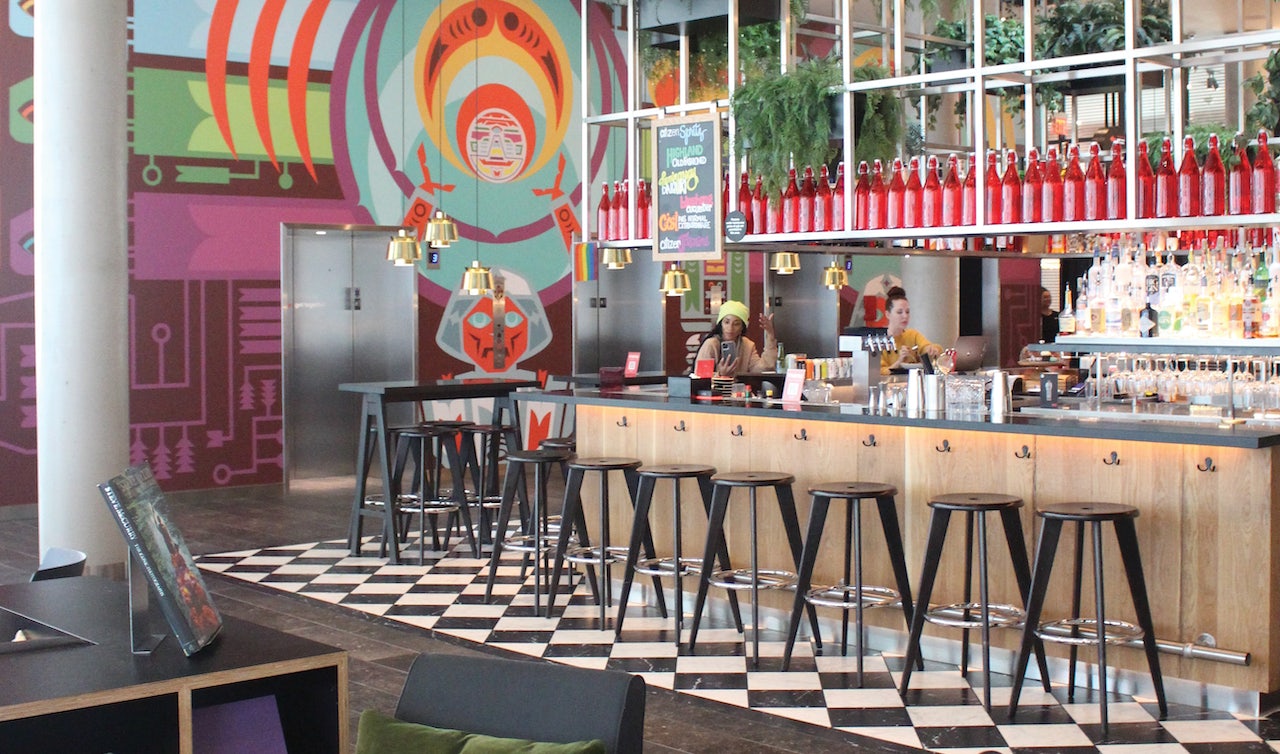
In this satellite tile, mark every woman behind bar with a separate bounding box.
[881,285,943,374]
[693,300,776,377]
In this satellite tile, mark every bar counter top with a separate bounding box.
[521,385,1280,449]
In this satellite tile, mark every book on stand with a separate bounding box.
[98,464,222,656]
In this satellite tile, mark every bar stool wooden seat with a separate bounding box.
[547,457,668,627]
[781,482,918,684]
[483,447,576,615]
[898,492,1052,711]
[687,471,821,667]
[613,464,743,644]
[1008,501,1168,732]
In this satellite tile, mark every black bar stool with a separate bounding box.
[483,447,576,615]
[378,423,467,563]
[898,492,1052,711]
[1008,501,1168,732]
[458,423,513,544]
[781,482,918,684]
[614,464,743,644]
[687,471,821,667]
[547,457,666,627]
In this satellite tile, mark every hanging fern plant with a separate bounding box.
[731,55,843,202]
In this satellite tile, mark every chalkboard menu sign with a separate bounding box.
[651,113,722,261]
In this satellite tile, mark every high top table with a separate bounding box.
[340,379,538,563]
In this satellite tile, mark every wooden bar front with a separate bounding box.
[554,391,1279,698]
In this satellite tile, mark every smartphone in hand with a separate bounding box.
[720,340,738,363]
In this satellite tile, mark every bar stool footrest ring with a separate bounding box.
[1036,617,1145,646]
[707,568,797,591]
[502,534,553,554]
[565,544,629,565]
[806,583,900,610]
[925,602,1024,629]
[634,556,702,578]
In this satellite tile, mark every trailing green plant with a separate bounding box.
[1033,0,1171,111]
[851,64,904,167]
[921,14,1026,131]
[1246,48,1280,136]
[731,55,844,201]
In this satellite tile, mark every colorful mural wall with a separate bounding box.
[0,0,626,506]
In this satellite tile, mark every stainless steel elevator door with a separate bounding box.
[282,225,417,486]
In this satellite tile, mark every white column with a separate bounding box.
[34,0,130,569]
[901,254,959,349]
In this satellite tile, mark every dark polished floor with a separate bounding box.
[0,477,894,754]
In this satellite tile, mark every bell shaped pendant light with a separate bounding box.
[387,228,422,266]
[658,263,691,296]
[424,209,459,249]
[822,258,849,290]
[769,251,802,275]
[460,259,494,296]
[601,247,632,270]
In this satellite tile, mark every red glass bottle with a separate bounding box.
[868,160,888,230]
[1155,137,1176,218]
[887,158,907,229]
[616,180,629,238]
[1106,140,1127,220]
[1254,130,1276,214]
[1084,143,1106,221]
[782,168,800,233]
[984,151,1002,224]
[962,155,977,225]
[1022,147,1043,223]
[751,175,766,235]
[1230,141,1252,215]
[737,171,753,235]
[597,181,611,241]
[1136,141,1155,219]
[832,163,847,230]
[1062,145,1085,222]
[922,156,943,227]
[1042,147,1064,222]
[1177,136,1201,217]
[815,164,833,232]
[1201,134,1226,217]
[904,157,923,228]
[1001,149,1022,224]
[766,182,782,234]
[942,154,962,227]
[799,166,817,232]
[636,179,650,238]
[853,161,871,230]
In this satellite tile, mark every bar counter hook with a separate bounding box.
[673,420,687,431]
[731,424,744,436]
[794,428,808,441]
[936,439,951,453]
[1197,457,1216,473]
[861,434,877,447]
[616,416,628,427]
[1103,450,1120,466]
[1014,445,1031,459]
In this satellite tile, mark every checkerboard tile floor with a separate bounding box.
[199,536,1280,753]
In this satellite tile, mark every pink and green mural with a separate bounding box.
[0,0,626,505]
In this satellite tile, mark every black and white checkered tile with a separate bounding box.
[199,537,1280,753]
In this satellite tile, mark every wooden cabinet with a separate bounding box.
[0,577,347,754]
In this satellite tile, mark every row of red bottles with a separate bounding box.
[734,130,1278,235]
[595,179,652,241]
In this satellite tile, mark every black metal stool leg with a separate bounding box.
[699,476,743,633]
[899,508,951,698]
[484,460,525,603]
[998,507,1054,692]
[614,475,656,638]
[1008,518,1063,717]
[1068,521,1086,701]
[775,483,822,652]
[1114,516,1167,719]
[688,484,731,651]
[875,494,923,671]
[782,496,829,671]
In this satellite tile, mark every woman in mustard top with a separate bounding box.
[881,286,943,374]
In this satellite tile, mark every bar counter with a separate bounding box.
[524,385,1280,706]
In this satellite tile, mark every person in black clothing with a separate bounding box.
[1040,287,1059,343]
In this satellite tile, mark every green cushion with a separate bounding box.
[355,709,607,754]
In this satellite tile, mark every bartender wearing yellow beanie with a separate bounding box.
[693,299,777,377]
